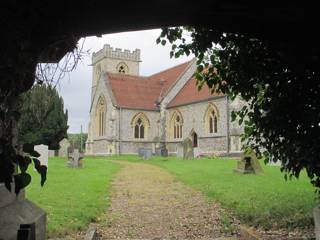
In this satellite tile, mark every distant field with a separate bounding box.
[107,155,316,230]
[27,157,121,237]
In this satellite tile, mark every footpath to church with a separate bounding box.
[95,161,240,239]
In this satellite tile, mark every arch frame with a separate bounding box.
[96,95,107,137]
[204,103,219,134]
[131,112,150,139]
[169,109,184,139]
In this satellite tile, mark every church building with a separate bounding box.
[85,44,243,156]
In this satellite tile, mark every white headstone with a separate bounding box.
[176,143,184,158]
[34,144,48,167]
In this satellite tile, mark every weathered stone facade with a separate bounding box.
[86,45,244,156]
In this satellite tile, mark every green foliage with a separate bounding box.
[68,133,87,152]
[27,157,121,237]
[157,27,320,191]
[18,84,68,150]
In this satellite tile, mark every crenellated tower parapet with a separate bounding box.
[92,44,141,65]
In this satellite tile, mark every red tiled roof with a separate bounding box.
[106,61,191,110]
[149,61,191,97]
[105,60,221,110]
[107,73,160,110]
[167,78,223,108]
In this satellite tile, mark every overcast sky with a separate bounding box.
[57,29,193,133]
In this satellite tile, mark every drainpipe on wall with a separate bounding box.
[226,96,230,155]
[118,107,122,155]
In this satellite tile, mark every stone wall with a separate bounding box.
[165,97,229,155]
[228,96,245,153]
[86,73,118,155]
[119,141,155,155]
[119,109,159,141]
[118,109,160,154]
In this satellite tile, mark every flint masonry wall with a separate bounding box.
[166,96,228,155]
[118,109,160,154]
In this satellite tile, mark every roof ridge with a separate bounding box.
[159,58,196,99]
[148,59,193,78]
[106,72,148,79]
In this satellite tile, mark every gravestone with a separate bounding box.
[313,206,320,240]
[176,143,184,158]
[67,145,74,158]
[234,151,263,174]
[155,147,168,157]
[58,138,70,157]
[183,137,194,159]
[68,149,83,168]
[0,184,46,240]
[138,148,152,160]
[138,147,144,157]
[34,144,48,168]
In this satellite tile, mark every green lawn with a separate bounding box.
[26,157,121,237]
[107,155,316,230]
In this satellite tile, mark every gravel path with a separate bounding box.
[96,161,239,239]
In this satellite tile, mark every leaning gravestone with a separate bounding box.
[183,137,194,159]
[34,144,48,168]
[234,151,263,174]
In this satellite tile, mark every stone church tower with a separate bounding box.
[90,44,141,102]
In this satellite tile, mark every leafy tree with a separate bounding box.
[18,84,68,150]
[157,27,320,191]
[68,133,87,152]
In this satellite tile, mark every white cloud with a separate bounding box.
[57,28,193,133]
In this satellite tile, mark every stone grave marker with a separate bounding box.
[0,183,46,240]
[234,151,263,174]
[176,143,184,158]
[68,149,83,168]
[155,147,168,157]
[183,137,194,159]
[138,148,152,160]
[34,144,48,168]
[58,138,70,157]
[138,148,144,157]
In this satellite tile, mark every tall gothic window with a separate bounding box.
[205,104,219,134]
[131,113,150,140]
[134,118,145,139]
[171,111,183,139]
[209,111,218,133]
[96,96,106,136]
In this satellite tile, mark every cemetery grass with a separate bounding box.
[107,155,316,231]
[27,157,121,238]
